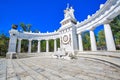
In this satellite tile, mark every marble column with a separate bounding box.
[54,39,57,52]
[17,39,22,53]
[104,24,116,51]
[28,39,32,53]
[37,40,41,53]
[60,37,62,48]
[90,30,97,51]
[46,40,49,52]
[78,33,83,51]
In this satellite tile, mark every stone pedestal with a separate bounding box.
[6,53,18,59]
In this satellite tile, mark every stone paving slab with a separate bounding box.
[0,59,7,80]
[5,55,120,80]
[6,59,18,80]
[17,60,74,80]
[13,57,120,80]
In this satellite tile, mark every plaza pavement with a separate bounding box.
[2,52,120,80]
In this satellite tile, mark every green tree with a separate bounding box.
[27,24,32,32]
[0,34,9,57]
[82,32,91,50]
[97,30,106,49]
[110,15,120,34]
[21,40,28,52]
[41,40,46,52]
[49,40,54,52]
[20,23,32,32]
[110,15,120,49]
[56,38,60,49]
[31,40,38,52]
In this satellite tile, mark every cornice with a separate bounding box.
[76,0,120,34]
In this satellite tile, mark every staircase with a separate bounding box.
[76,51,120,67]
[17,52,54,59]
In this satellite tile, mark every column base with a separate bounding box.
[6,52,18,59]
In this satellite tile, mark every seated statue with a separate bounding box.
[54,48,65,58]
[53,48,71,60]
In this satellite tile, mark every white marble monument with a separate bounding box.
[7,0,120,58]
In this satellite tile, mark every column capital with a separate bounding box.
[29,39,32,41]
[89,27,95,31]
[78,32,82,35]
[18,38,22,41]
[45,39,49,41]
[103,19,113,24]
[37,39,41,41]
[54,38,57,40]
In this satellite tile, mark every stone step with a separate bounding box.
[77,54,120,67]
[5,56,120,80]
[77,51,120,57]
[17,52,54,59]
[25,57,120,80]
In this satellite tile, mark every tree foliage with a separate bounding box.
[41,40,46,52]
[49,40,54,52]
[110,15,120,48]
[82,32,91,50]
[56,38,60,48]
[110,15,120,34]
[31,40,38,52]
[21,40,28,52]
[96,30,106,50]
[97,30,106,47]
[0,34,9,57]
[20,23,32,32]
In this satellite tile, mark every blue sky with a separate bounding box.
[0,0,106,35]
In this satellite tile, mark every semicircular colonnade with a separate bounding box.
[7,0,120,55]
